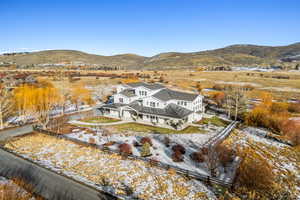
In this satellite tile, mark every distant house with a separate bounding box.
[98,82,204,129]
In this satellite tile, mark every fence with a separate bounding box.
[34,126,239,188]
[203,121,238,149]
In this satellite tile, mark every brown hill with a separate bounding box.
[1,43,299,68]
[0,50,146,67]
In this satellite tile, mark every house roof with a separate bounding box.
[119,89,137,97]
[152,88,199,102]
[129,102,193,119]
[126,82,165,90]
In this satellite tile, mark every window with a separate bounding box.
[119,98,123,103]
[145,91,147,96]
[157,102,159,107]
[184,102,187,106]
[150,102,156,107]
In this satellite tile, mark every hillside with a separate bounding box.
[0,50,146,68]
[1,43,300,68]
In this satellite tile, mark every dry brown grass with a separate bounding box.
[5,133,212,200]
[0,178,42,200]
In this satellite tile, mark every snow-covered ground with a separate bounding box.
[66,128,221,175]
[66,113,228,176]
[5,133,216,200]
[6,104,92,126]
[231,66,278,72]
[214,80,261,87]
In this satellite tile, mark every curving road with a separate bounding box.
[0,148,118,200]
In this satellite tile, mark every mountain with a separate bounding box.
[0,50,146,68]
[1,43,300,68]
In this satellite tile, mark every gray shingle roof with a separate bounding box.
[119,89,136,97]
[152,88,198,102]
[126,82,165,90]
[129,102,192,119]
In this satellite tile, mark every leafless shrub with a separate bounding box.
[140,137,152,146]
[118,143,132,155]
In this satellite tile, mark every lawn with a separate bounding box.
[196,116,229,127]
[108,123,205,134]
[81,116,120,123]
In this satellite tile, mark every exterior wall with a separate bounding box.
[134,86,151,98]
[113,94,139,104]
[192,95,203,112]
[122,110,132,119]
[135,86,164,98]
[103,109,120,118]
[167,99,192,110]
[142,96,166,109]
[190,112,202,122]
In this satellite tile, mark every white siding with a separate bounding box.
[113,94,130,104]
[142,96,166,109]
[192,95,203,112]
[113,93,140,104]
[135,86,164,98]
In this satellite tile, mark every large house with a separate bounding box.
[98,82,204,130]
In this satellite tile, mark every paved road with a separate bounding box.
[0,148,118,200]
[0,124,33,141]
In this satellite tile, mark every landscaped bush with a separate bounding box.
[216,144,235,166]
[88,137,96,144]
[172,151,184,162]
[140,137,153,146]
[163,136,171,147]
[201,147,209,155]
[172,144,186,154]
[190,151,205,163]
[140,142,152,157]
[118,143,132,155]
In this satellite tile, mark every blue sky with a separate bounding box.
[0,0,299,56]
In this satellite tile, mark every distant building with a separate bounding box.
[98,82,204,130]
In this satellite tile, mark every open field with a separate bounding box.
[2,69,300,100]
[4,133,216,200]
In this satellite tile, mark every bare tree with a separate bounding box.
[224,86,247,120]
[206,145,219,177]
[0,84,14,129]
